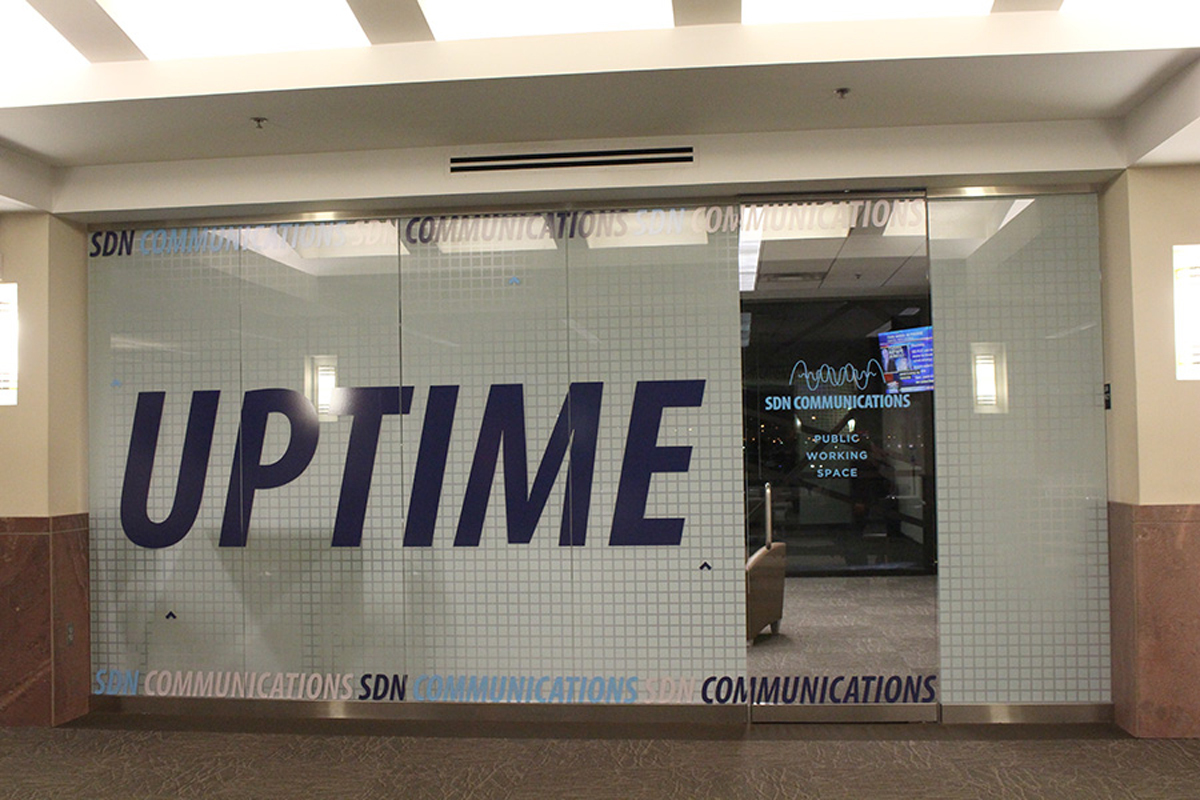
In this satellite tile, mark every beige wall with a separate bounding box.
[0,213,87,517]
[1102,167,1200,506]
[0,214,51,515]
[47,217,88,515]
[1101,173,1139,504]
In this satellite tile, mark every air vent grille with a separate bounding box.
[450,146,693,174]
[763,271,828,283]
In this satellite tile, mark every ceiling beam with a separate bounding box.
[25,0,145,62]
[674,0,740,26]
[1125,56,1200,165]
[345,0,434,44]
[0,145,55,211]
[990,0,1064,11]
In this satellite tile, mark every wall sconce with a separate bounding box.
[305,354,337,421]
[971,342,1008,414]
[0,283,17,407]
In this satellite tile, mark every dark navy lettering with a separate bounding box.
[455,382,603,546]
[121,391,219,549]
[610,380,705,545]
[220,389,319,547]
[329,386,411,547]
[403,386,459,547]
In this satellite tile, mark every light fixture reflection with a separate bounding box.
[306,354,338,420]
[971,342,1008,414]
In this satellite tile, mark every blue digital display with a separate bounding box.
[877,325,934,394]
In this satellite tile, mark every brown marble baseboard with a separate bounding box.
[0,515,89,727]
[0,514,88,534]
[1110,502,1200,738]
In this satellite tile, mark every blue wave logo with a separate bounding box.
[788,359,888,391]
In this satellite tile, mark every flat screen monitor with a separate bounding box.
[878,325,934,393]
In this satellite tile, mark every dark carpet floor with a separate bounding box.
[3,717,1199,799]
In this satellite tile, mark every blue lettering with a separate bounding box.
[755,676,781,704]
[121,391,220,549]
[220,389,319,547]
[403,386,459,547]
[328,386,411,547]
[94,668,139,695]
[455,383,602,547]
[370,673,407,701]
[610,380,704,545]
[117,379,702,550]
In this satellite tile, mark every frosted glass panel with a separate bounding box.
[88,210,744,707]
[930,195,1110,703]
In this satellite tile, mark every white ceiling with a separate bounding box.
[0,49,1193,168]
[4,2,1200,216]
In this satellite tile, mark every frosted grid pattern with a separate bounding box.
[88,223,402,680]
[89,241,247,674]
[930,195,1110,704]
[397,211,745,691]
[89,212,746,704]
[566,225,744,685]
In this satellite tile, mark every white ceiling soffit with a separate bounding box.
[5,3,1200,207]
[5,11,1200,110]
[43,120,1125,221]
[0,50,1188,168]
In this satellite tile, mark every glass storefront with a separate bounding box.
[89,207,745,707]
[86,191,1110,717]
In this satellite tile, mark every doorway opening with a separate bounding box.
[739,194,939,720]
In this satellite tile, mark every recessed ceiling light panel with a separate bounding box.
[95,0,369,60]
[1060,0,1200,25]
[0,1,87,69]
[743,0,992,25]
[417,0,673,42]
